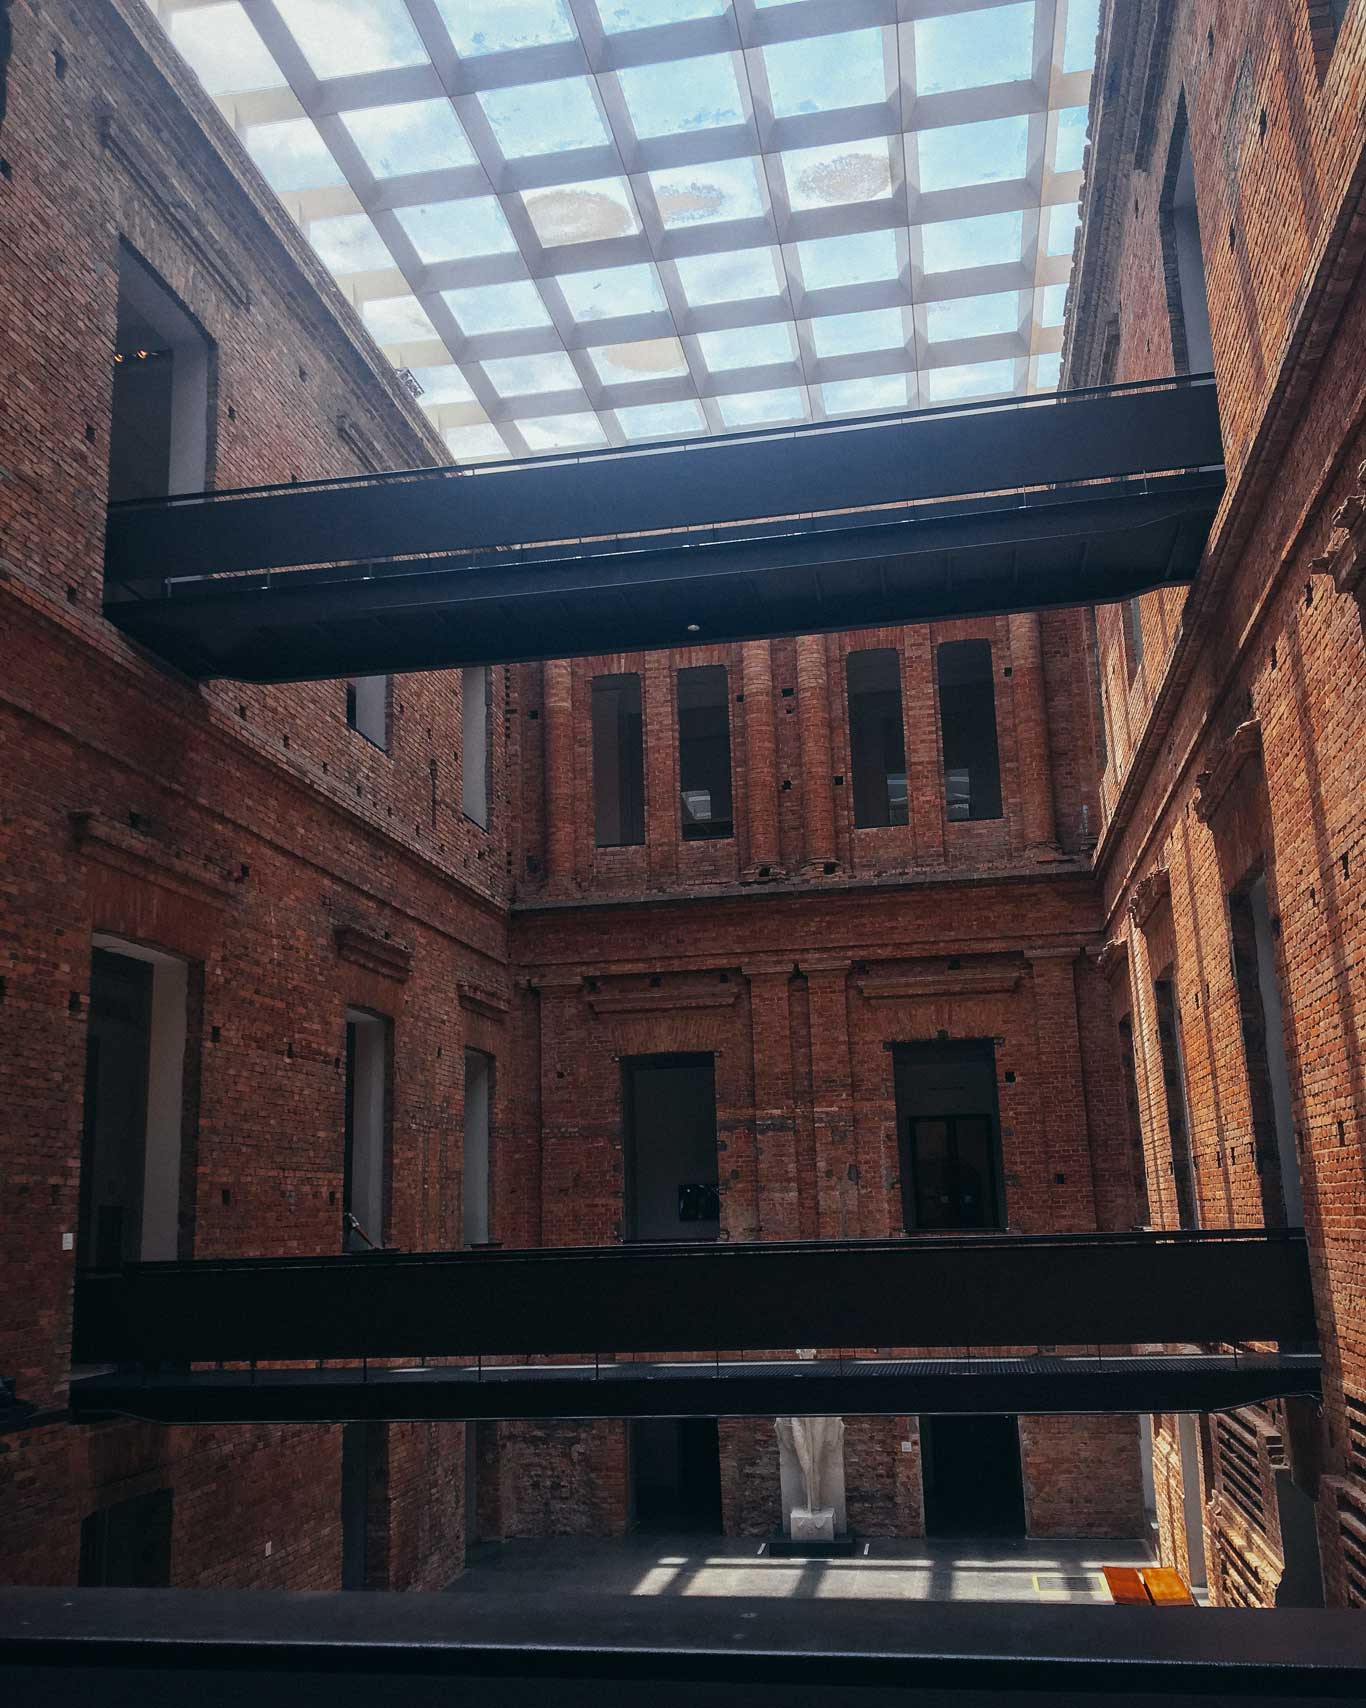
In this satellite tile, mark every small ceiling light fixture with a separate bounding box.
[686,622,701,633]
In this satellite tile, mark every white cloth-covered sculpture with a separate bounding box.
[775,1416,847,1539]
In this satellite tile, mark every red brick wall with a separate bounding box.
[1066,0,1366,1604]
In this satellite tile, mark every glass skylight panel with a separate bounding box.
[243,118,345,194]
[519,413,609,451]
[1047,202,1081,256]
[916,116,1030,193]
[796,229,900,292]
[616,400,708,438]
[275,0,429,79]
[821,373,913,415]
[522,179,641,246]
[307,213,396,274]
[588,338,690,384]
[921,210,1023,273]
[444,423,511,461]
[716,389,807,428]
[649,158,765,228]
[1053,107,1087,174]
[167,4,285,95]
[597,0,729,29]
[1040,282,1068,326]
[362,295,440,345]
[557,264,668,322]
[409,364,476,405]
[340,100,477,178]
[926,358,1016,402]
[675,247,784,305]
[482,351,583,395]
[617,54,745,139]
[781,140,894,211]
[434,0,577,56]
[697,322,798,370]
[1062,0,1101,73]
[1033,351,1062,389]
[762,29,887,118]
[926,290,1021,342]
[443,280,553,334]
[479,78,610,157]
[396,198,519,263]
[810,308,906,359]
[914,3,1035,96]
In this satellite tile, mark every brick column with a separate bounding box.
[801,958,859,1239]
[741,639,784,879]
[1008,613,1057,853]
[795,635,837,875]
[543,658,576,894]
[744,960,801,1239]
[1025,946,1097,1233]
[643,652,678,890]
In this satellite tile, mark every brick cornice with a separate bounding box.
[1129,866,1171,929]
[585,988,739,1016]
[1193,719,1263,824]
[334,924,412,981]
[1309,459,1366,599]
[458,981,511,1019]
[856,968,1022,1000]
[70,809,238,906]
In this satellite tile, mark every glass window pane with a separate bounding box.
[1046,202,1081,256]
[588,338,690,384]
[649,158,766,227]
[479,77,610,157]
[396,198,518,263]
[276,0,428,77]
[1062,0,1101,73]
[557,263,668,322]
[762,29,888,118]
[846,648,908,829]
[593,673,646,846]
[522,179,641,246]
[715,388,807,428]
[1040,282,1068,326]
[925,290,1020,343]
[361,295,439,345]
[597,0,728,29]
[937,639,1002,821]
[435,0,576,56]
[618,53,745,138]
[675,247,784,306]
[925,359,1016,402]
[481,352,582,396]
[616,399,707,439]
[443,280,552,334]
[781,140,895,212]
[797,229,900,291]
[409,364,475,405]
[243,118,345,193]
[697,322,797,370]
[519,412,608,450]
[307,213,396,274]
[168,3,286,95]
[341,99,477,178]
[921,211,1023,273]
[916,116,1029,192]
[810,308,905,359]
[1053,106,1088,173]
[821,373,913,416]
[677,666,733,840]
[914,2,1035,96]
[444,423,510,461]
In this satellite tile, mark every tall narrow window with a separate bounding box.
[463,1048,494,1245]
[1228,876,1303,1226]
[1153,976,1199,1228]
[80,938,190,1267]
[677,665,733,840]
[344,1010,389,1252]
[592,672,645,847]
[1118,1013,1152,1224]
[108,244,211,503]
[846,648,908,829]
[1086,607,1108,770]
[1122,597,1145,681]
[461,665,490,828]
[1160,108,1214,374]
[347,675,389,749]
[936,640,1002,821]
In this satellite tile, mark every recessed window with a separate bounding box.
[463,1049,494,1246]
[1160,109,1214,373]
[347,675,389,748]
[461,665,490,827]
[937,639,1002,821]
[592,672,646,846]
[1122,597,1145,681]
[109,247,212,503]
[677,665,733,841]
[846,648,908,829]
[344,1009,390,1252]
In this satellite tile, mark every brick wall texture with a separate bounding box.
[1,0,1363,1603]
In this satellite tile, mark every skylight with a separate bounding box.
[146,0,1096,454]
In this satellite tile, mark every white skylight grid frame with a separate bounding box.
[143,0,1097,459]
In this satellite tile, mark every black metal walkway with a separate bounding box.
[70,1351,1321,1426]
[103,377,1223,681]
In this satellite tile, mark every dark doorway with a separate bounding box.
[623,1054,720,1242]
[341,1421,380,1590]
[921,1416,1026,1537]
[79,1489,173,1586]
[631,1419,722,1532]
[80,949,154,1269]
[893,1041,1005,1231]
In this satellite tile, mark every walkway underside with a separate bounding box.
[102,378,1223,681]
[71,1351,1321,1426]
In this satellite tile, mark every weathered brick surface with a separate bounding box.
[1067,0,1366,1605]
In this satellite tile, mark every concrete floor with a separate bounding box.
[452,1532,1155,1603]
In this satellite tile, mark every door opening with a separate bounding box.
[921,1416,1026,1536]
[623,1054,720,1242]
[893,1041,1005,1231]
[631,1418,723,1533]
[343,1010,388,1252]
[79,1489,173,1587]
